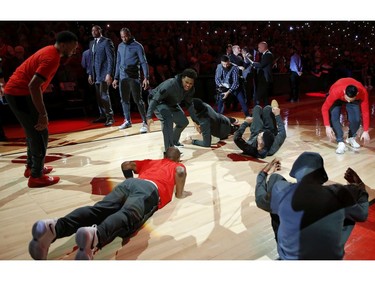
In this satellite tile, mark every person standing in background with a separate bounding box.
[88,25,115,127]
[249,41,274,106]
[214,55,250,117]
[0,59,7,141]
[112,28,149,133]
[288,46,302,102]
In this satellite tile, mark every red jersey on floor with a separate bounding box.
[4,45,60,96]
[135,158,186,209]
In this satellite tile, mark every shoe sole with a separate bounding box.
[75,228,95,260]
[28,177,60,188]
[119,126,132,130]
[75,249,92,260]
[29,221,49,260]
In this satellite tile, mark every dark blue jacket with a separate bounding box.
[89,37,115,83]
[114,38,149,81]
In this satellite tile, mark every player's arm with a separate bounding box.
[175,165,191,198]
[121,161,137,178]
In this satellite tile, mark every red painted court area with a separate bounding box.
[345,202,375,260]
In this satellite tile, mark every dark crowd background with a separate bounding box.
[0,21,374,121]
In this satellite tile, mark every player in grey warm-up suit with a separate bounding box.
[146,68,198,152]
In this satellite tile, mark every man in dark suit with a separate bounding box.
[249,41,274,106]
[88,25,115,126]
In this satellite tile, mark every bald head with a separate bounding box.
[258,41,268,53]
[165,147,181,162]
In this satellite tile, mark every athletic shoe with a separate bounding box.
[28,219,57,260]
[346,137,360,148]
[119,121,132,130]
[75,225,99,260]
[139,122,148,133]
[228,117,239,125]
[104,118,115,127]
[335,142,347,154]
[230,124,240,134]
[24,166,53,178]
[174,142,184,147]
[28,175,60,188]
[211,136,220,145]
[271,99,279,108]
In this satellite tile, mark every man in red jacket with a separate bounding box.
[321,77,370,154]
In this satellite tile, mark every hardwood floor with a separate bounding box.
[0,93,374,266]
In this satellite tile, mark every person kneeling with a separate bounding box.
[187,98,239,147]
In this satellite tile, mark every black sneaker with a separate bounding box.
[174,142,184,148]
[104,118,115,126]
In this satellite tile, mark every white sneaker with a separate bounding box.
[139,122,148,133]
[75,225,99,260]
[28,219,57,260]
[119,121,132,130]
[335,142,347,154]
[346,137,360,148]
[211,136,220,145]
